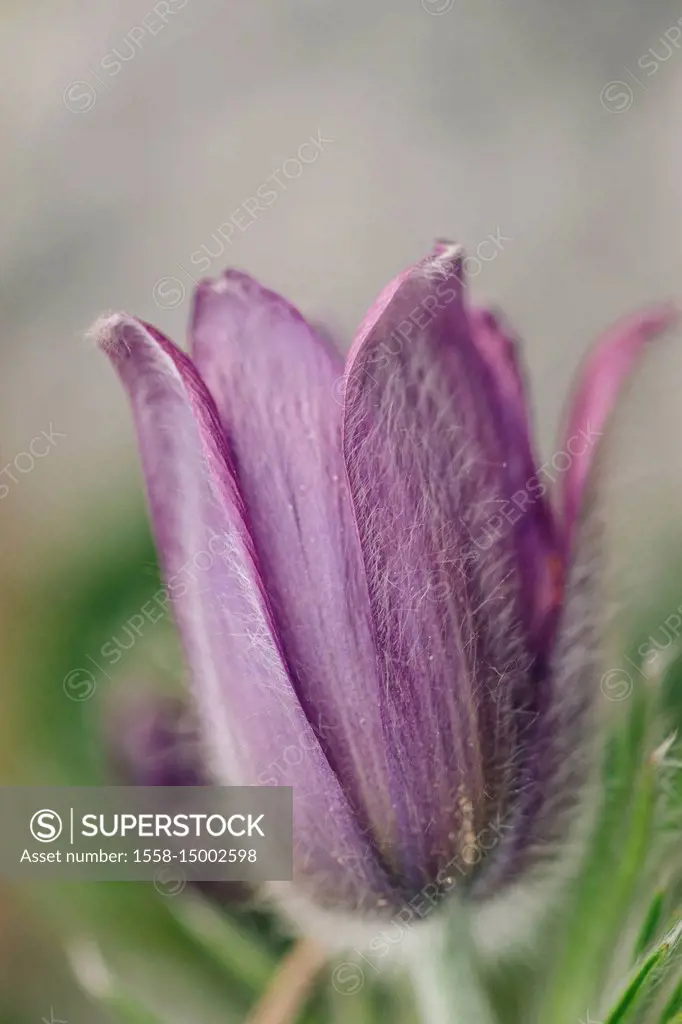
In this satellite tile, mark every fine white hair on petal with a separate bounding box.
[87,313,134,357]
[422,241,464,282]
[472,482,607,952]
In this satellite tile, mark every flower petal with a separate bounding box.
[560,305,678,548]
[190,272,395,862]
[468,307,531,426]
[469,306,562,654]
[342,244,541,891]
[94,313,392,911]
[474,482,605,901]
[475,307,678,900]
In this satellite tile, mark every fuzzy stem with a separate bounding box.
[408,920,498,1024]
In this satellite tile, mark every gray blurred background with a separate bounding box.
[3,0,682,1015]
[3,0,682,562]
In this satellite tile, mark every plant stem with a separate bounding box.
[408,920,498,1024]
[245,939,327,1024]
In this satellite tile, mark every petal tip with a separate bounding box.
[419,240,466,287]
[196,273,235,295]
[627,302,680,344]
[428,239,464,267]
[432,238,463,258]
[88,312,137,362]
[195,269,259,300]
[650,301,680,329]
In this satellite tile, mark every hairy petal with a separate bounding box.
[342,245,539,892]
[474,302,676,895]
[190,272,394,861]
[560,305,678,549]
[472,482,605,898]
[469,306,562,656]
[468,307,531,428]
[94,314,392,911]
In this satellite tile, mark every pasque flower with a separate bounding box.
[93,243,676,929]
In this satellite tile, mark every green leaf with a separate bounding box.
[660,979,682,1022]
[634,890,665,961]
[604,948,665,1023]
[537,688,658,1023]
[603,919,682,1024]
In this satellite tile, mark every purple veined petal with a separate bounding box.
[94,314,393,912]
[342,243,539,891]
[481,306,679,894]
[469,306,563,658]
[468,307,530,422]
[559,304,679,550]
[189,272,396,866]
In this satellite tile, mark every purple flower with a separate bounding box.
[93,243,676,922]
[106,687,253,907]
[105,689,205,789]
